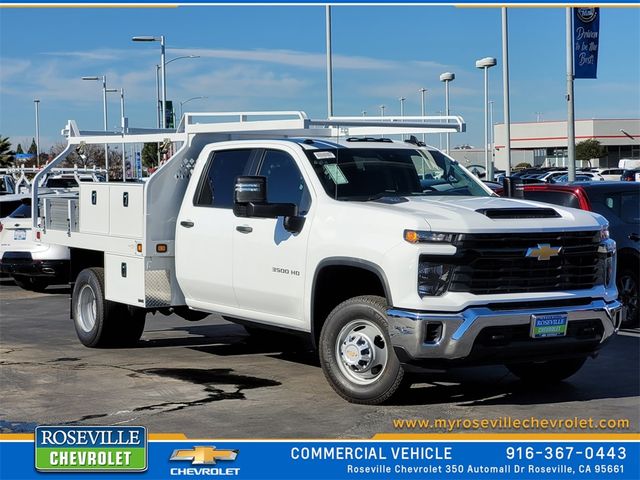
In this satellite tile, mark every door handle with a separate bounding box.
[236,225,253,234]
[180,220,195,228]
[629,233,639,241]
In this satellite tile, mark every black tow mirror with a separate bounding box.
[234,176,267,204]
[502,176,524,199]
[233,176,299,223]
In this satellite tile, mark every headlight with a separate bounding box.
[418,261,451,296]
[599,226,610,241]
[405,230,456,244]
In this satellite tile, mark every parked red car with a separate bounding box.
[499,182,639,326]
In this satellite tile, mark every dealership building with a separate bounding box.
[449,118,640,173]
[491,118,640,171]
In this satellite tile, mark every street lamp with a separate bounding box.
[179,96,208,118]
[155,55,200,128]
[107,88,127,181]
[399,97,406,117]
[380,105,386,117]
[361,110,367,117]
[132,35,166,128]
[82,75,109,179]
[475,57,497,181]
[439,72,455,155]
[34,99,40,168]
[419,88,427,142]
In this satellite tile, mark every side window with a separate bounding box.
[620,192,640,224]
[258,150,311,215]
[194,149,253,208]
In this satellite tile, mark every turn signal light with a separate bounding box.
[156,244,167,253]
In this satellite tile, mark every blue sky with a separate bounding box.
[1,5,639,152]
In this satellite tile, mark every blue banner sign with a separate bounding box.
[573,7,600,79]
[1,434,638,480]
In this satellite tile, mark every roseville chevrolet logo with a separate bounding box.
[525,244,562,261]
[170,446,238,465]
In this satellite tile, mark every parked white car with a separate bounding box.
[593,168,623,181]
[0,199,70,291]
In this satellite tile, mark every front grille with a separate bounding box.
[431,231,603,295]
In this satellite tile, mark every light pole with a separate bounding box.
[361,110,367,117]
[380,105,386,117]
[489,100,495,160]
[439,72,455,155]
[34,99,40,168]
[154,55,200,128]
[475,57,497,181]
[82,75,109,180]
[107,88,127,181]
[179,96,208,118]
[133,36,166,128]
[419,87,427,143]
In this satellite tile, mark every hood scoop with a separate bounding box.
[476,207,561,219]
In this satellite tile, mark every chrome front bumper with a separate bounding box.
[387,299,622,361]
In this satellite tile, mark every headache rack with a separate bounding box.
[33,110,465,309]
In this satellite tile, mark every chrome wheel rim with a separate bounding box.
[77,284,97,333]
[335,319,389,385]
[619,274,638,324]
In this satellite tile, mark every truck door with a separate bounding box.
[176,148,257,309]
[232,148,313,327]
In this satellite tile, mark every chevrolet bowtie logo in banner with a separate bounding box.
[170,446,239,465]
[34,426,147,472]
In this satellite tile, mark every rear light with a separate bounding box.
[36,231,41,241]
[0,222,3,233]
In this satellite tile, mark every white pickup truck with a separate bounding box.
[33,112,622,404]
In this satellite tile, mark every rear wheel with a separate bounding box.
[319,295,404,404]
[506,357,587,383]
[72,267,145,347]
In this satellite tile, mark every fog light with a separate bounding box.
[418,261,451,297]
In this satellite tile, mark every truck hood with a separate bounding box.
[365,195,606,233]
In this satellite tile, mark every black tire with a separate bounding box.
[13,275,49,292]
[617,266,639,327]
[319,295,404,405]
[72,268,146,348]
[506,357,587,383]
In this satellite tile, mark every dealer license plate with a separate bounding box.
[13,229,26,241]
[530,314,568,338]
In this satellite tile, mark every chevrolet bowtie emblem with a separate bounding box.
[525,243,562,261]
[170,446,238,465]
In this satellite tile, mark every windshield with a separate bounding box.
[305,147,491,200]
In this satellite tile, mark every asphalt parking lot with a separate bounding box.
[1,278,639,438]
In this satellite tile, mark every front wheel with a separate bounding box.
[618,267,639,327]
[319,295,404,404]
[506,357,587,383]
[72,267,145,347]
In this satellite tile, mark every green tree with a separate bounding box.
[576,139,605,161]
[15,144,24,154]
[0,135,15,167]
[141,142,159,169]
[27,138,37,155]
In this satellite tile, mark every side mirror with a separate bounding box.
[502,176,524,199]
[233,175,298,220]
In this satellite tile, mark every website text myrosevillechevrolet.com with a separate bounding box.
[392,417,631,432]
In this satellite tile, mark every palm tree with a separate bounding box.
[0,136,15,167]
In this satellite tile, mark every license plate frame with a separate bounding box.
[530,313,568,339]
[13,229,27,241]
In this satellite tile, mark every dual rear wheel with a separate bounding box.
[72,268,145,347]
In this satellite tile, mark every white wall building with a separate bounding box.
[494,118,640,170]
